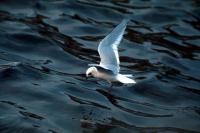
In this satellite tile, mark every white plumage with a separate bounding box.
[86,19,136,85]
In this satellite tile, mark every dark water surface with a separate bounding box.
[0,0,200,132]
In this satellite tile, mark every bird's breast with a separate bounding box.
[95,71,117,81]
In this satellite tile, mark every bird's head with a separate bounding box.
[86,67,98,77]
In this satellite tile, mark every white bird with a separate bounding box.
[86,19,136,85]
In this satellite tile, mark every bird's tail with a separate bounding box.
[116,74,136,84]
[122,74,133,78]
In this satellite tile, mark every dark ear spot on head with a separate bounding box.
[87,73,93,77]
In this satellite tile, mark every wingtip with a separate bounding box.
[88,64,99,67]
[122,18,130,23]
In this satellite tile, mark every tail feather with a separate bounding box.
[116,74,136,84]
[122,74,133,78]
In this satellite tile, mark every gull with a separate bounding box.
[86,19,136,85]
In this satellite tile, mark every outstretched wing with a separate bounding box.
[98,19,129,74]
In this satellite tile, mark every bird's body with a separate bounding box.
[86,19,136,85]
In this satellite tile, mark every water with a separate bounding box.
[0,0,200,132]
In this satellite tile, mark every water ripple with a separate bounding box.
[0,0,200,132]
